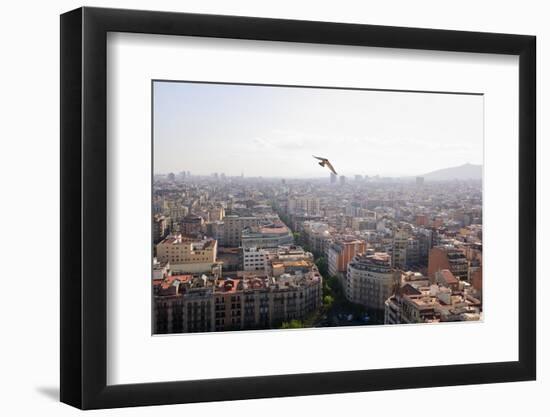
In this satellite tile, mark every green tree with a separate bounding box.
[280,319,303,329]
[323,295,334,309]
[315,256,328,277]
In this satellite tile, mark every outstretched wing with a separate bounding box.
[312,155,326,161]
[325,160,338,175]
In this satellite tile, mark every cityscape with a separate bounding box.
[152,81,483,334]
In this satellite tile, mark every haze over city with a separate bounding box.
[153,81,484,178]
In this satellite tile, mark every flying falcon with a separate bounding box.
[313,155,338,175]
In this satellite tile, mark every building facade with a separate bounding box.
[180,214,204,236]
[156,234,219,273]
[346,252,399,312]
[154,272,322,333]
[428,245,469,280]
[241,223,294,249]
[287,196,321,216]
[385,283,481,324]
[392,229,409,268]
[153,214,168,243]
[222,215,262,247]
[242,247,269,272]
[327,238,367,278]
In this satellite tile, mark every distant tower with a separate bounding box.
[330,172,337,185]
[167,172,176,182]
[339,175,346,186]
[416,176,425,186]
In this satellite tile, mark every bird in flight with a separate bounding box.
[313,155,338,175]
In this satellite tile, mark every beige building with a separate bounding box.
[208,206,225,222]
[267,245,315,277]
[287,196,320,216]
[392,229,409,269]
[168,205,189,223]
[222,215,262,247]
[385,284,481,324]
[156,234,219,273]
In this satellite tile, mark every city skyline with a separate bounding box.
[153,174,483,333]
[154,161,482,181]
[153,81,484,178]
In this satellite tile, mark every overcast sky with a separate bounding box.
[153,81,483,178]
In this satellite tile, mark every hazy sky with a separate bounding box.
[153,81,483,178]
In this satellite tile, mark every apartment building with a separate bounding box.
[154,272,322,333]
[180,214,204,236]
[385,283,481,324]
[346,252,399,312]
[153,214,168,243]
[222,215,262,247]
[241,223,294,249]
[287,196,321,216]
[392,229,409,269]
[242,247,269,272]
[302,221,332,256]
[156,234,218,273]
[428,245,469,280]
[327,237,367,278]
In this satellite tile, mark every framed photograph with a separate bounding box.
[60,6,536,409]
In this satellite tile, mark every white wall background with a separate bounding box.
[0,0,546,415]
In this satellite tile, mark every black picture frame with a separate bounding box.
[60,6,536,410]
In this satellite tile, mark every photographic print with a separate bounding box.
[60,9,536,407]
[152,81,483,334]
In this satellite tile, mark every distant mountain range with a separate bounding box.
[420,163,482,181]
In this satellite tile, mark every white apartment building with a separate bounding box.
[242,247,269,272]
[346,252,399,311]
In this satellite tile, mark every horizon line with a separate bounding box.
[154,162,483,179]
